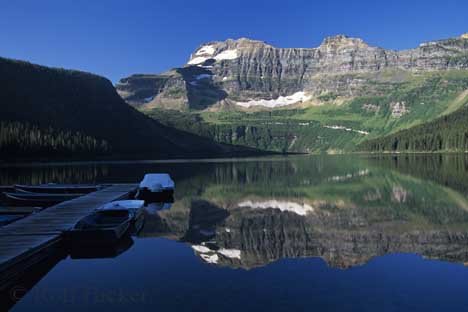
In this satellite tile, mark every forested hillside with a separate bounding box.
[0,57,257,160]
[0,121,110,158]
[358,105,468,152]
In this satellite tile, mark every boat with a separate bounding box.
[96,200,145,220]
[14,184,102,194]
[0,206,41,214]
[3,192,84,207]
[95,200,146,234]
[65,209,131,245]
[136,173,175,201]
[0,186,15,193]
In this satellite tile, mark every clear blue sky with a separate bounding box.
[1,0,467,83]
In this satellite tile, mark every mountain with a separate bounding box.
[117,34,468,110]
[0,57,259,160]
[117,33,468,153]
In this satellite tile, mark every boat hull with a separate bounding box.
[3,192,83,207]
[65,211,131,246]
[136,188,174,202]
[15,184,100,194]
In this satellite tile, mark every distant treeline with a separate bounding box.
[0,121,110,159]
[367,154,468,197]
[147,109,300,152]
[359,106,468,152]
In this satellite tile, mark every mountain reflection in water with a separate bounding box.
[134,155,468,269]
[4,155,468,311]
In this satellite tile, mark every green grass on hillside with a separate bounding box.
[146,70,468,153]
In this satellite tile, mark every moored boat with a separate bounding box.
[3,192,84,207]
[96,200,146,234]
[0,186,15,193]
[0,206,41,214]
[14,184,102,194]
[136,173,175,201]
[95,200,145,220]
[65,209,131,245]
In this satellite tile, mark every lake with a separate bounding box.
[3,154,468,311]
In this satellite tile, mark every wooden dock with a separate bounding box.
[0,184,138,287]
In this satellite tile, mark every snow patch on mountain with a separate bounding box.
[218,249,241,259]
[215,49,238,60]
[195,45,216,56]
[238,200,315,216]
[324,125,369,135]
[192,244,241,264]
[235,91,312,108]
[200,253,219,264]
[192,245,211,253]
[188,48,239,65]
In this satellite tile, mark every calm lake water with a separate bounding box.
[3,154,468,311]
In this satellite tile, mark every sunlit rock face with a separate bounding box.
[117,34,468,110]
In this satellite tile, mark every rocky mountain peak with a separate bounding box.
[319,34,369,51]
[187,38,271,66]
[118,33,468,112]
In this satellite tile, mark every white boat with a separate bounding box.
[139,174,175,192]
[137,174,175,200]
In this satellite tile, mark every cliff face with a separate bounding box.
[117,34,468,110]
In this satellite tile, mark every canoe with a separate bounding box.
[3,192,84,207]
[65,210,131,245]
[14,184,101,194]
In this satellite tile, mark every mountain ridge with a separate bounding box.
[117,33,468,111]
[114,33,468,154]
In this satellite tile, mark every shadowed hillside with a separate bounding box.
[0,57,260,160]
